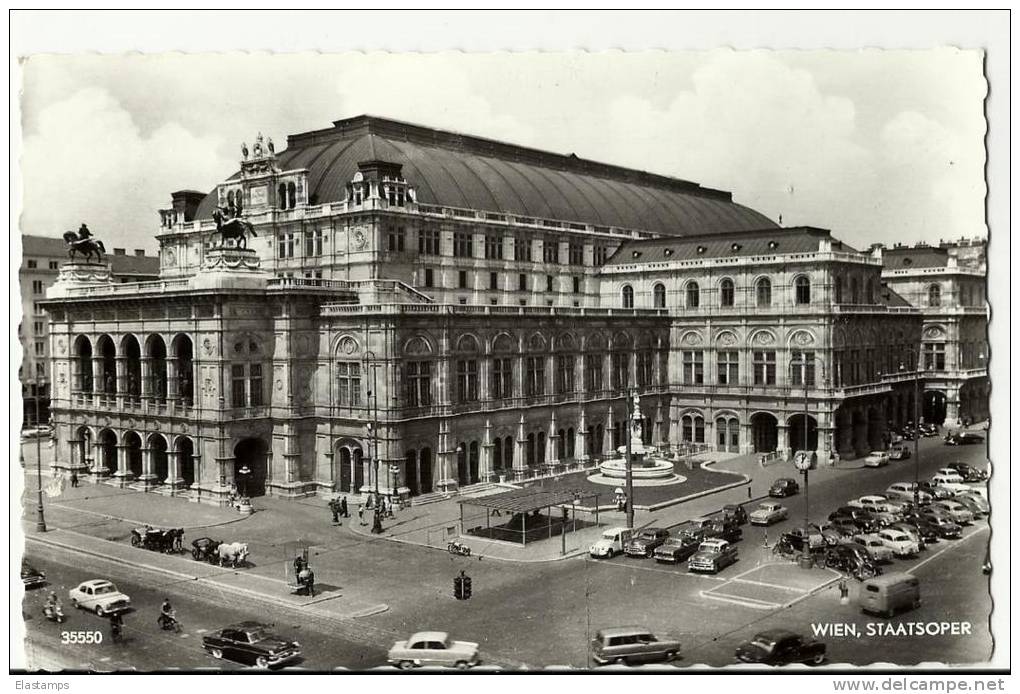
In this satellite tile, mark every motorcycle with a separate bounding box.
[447,540,472,557]
[157,611,182,633]
[43,603,66,623]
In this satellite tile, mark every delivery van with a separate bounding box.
[859,572,921,618]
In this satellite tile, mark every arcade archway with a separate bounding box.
[234,438,268,497]
[750,413,778,453]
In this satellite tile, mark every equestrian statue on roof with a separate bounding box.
[211,203,257,250]
[62,223,106,263]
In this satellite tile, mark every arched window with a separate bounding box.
[720,278,735,307]
[756,277,772,307]
[621,285,634,309]
[227,190,235,210]
[928,284,941,307]
[795,276,811,305]
[652,283,666,309]
[287,182,297,209]
[686,281,700,309]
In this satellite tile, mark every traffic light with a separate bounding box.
[453,573,464,600]
[462,574,472,600]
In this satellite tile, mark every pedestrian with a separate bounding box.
[839,578,850,605]
[747,485,752,500]
[109,612,124,643]
[358,502,366,526]
[329,499,340,524]
[340,495,349,518]
[70,469,79,488]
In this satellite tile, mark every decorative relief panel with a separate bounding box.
[681,331,704,346]
[790,330,816,346]
[715,331,738,347]
[751,330,777,346]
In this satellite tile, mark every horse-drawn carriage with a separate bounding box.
[191,537,223,563]
[189,537,250,567]
[131,526,185,554]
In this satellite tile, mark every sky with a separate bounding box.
[17,49,987,254]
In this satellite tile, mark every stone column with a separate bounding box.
[112,443,133,485]
[115,356,127,408]
[653,398,664,447]
[604,408,615,454]
[165,449,185,490]
[514,415,527,478]
[91,356,103,407]
[482,419,494,482]
[138,445,158,488]
[91,439,108,477]
[548,412,559,464]
[576,408,588,463]
[167,357,179,404]
[777,422,790,460]
[943,387,961,428]
[140,356,152,406]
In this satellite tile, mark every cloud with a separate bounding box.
[20,87,233,251]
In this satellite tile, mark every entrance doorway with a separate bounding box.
[750,413,778,453]
[234,438,268,497]
[923,390,947,425]
[177,437,195,486]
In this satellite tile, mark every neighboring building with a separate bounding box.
[19,235,158,426]
[40,116,972,505]
[880,240,989,427]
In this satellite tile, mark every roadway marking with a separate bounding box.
[907,524,988,575]
[595,559,728,581]
[697,590,781,610]
[727,578,806,592]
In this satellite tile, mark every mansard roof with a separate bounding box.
[194,115,777,236]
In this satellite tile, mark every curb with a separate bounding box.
[26,531,390,620]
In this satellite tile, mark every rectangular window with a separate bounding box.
[405,361,432,407]
[682,351,704,385]
[923,343,946,371]
[556,355,575,394]
[32,280,43,294]
[489,272,499,290]
[525,356,546,397]
[546,275,554,292]
[493,358,513,400]
[453,231,473,258]
[543,240,560,264]
[717,351,739,385]
[484,235,503,260]
[637,351,654,387]
[458,270,469,289]
[424,268,434,288]
[33,302,43,315]
[248,364,263,406]
[585,354,604,392]
[278,232,296,258]
[34,341,45,356]
[27,260,37,269]
[418,227,440,255]
[513,237,528,262]
[33,321,44,334]
[336,362,361,406]
[790,350,816,387]
[753,351,777,386]
[569,243,584,266]
[658,351,669,386]
[572,276,581,294]
[594,245,609,266]
[36,362,45,377]
[49,261,59,270]
[612,352,629,390]
[456,359,479,402]
[518,273,527,292]
[231,364,246,407]
[387,226,406,252]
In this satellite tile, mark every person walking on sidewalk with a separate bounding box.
[329,499,340,524]
[340,495,349,518]
[70,469,79,488]
[358,502,366,526]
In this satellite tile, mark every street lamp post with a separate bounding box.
[899,361,923,508]
[790,355,825,567]
[365,354,383,535]
[624,390,635,530]
[29,379,47,532]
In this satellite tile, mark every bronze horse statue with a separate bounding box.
[62,228,105,262]
[211,207,257,249]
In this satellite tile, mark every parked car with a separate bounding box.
[749,502,788,526]
[917,481,955,500]
[735,629,826,666]
[204,621,302,668]
[625,528,670,558]
[825,543,882,580]
[885,483,933,506]
[786,524,826,550]
[945,462,988,482]
[721,504,749,526]
[820,519,857,543]
[954,492,989,517]
[849,495,909,515]
[918,423,940,437]
[860,573,921,618]
[653,535,702,564]
[706,518,743,543]
[769,478,800,497]
[387,631,479,670]
[944,432,983,445]
[68,579,131,616]
[851,534,895,563]
[688,539,738,573]
[829,507,882,532]
[916,511,963,539]
[863,451,890,468]
[590,527,634,559]
[21,560,46,589]
[888,445,912,460]
[590,627,681,666]
[930,474,972,496]
[889,521,933,548]
[876,528,920,557]
[930,500,974,525]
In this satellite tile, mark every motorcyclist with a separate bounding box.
[109,612,124,642]
[158,598,175,629]
[44,592,62,619]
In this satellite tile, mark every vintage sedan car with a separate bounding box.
[820,519,857,543]
[885,483,934,506]
[916,480,955,500]
[851,534,895,563]
[863,451,890,468]
[705,518,743,543]
[848,495,908,515]
[688,539,738,573]
[721,504,749,526]
[21,560,46,589]
[653,535,702,564]
[914,511,963,539]
[68,579,131,616]
[825,543,881,580]
[387,631,480,670]
[786,524,826,549]
[944,432,984,446]
[590,626,681,666]
[829,507,883,532]
[889,521,934,548]
[930,500,974,525]
[888,445,912,460]
[876,529,920,557]
[749,502,788,526]
[954,492,989,517]
[203,621,302,668]
[625,528,670,558]
[735,629,826,666]
[769,478,800,497]
[945,463,988,482]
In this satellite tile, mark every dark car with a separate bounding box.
[706,518,743,543]
[820,519,857,543]
[21,560,46,589]
[721,504,749,526]
[202,621,302,668]
[893,519,939,546]
[830,507,882,532]
[624,528,670,558]
[916,512,963,539]
[945,463,988,482]
[653,535,701,564]
[735,629,826,666]
[769,478,800,498]
[825,544,881,580]
[944,432,984,446]
[919,423,939,437]
[916,481,955,501]
[953,494,987,519]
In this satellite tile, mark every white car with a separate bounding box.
[930,474,971,495]
[849,495,907,514]
[930,500,974,525]
[885,483,934,505]
[863,451,890,468]
[387,631,480,670]
[589,527,634,558]
[852,534,895,563]
[749,502,788,526]
[68,579,131,616]
[876,529,920,557]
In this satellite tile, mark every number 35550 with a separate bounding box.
[61,631,103,644]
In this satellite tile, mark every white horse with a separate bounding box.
[217,542,250,568]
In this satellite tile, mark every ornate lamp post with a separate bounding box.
[365,351,383,534]
[28,379,47,532]
[899,361,924,508]
[790,355,825,567]
[624,390,635,529]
